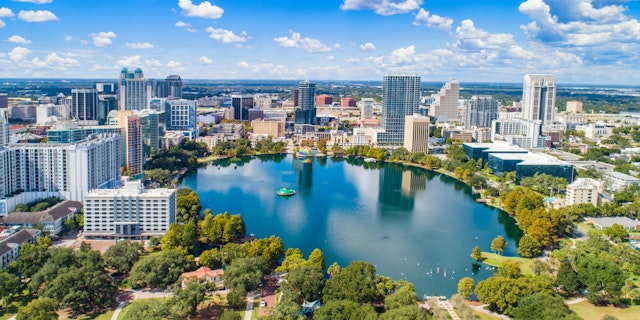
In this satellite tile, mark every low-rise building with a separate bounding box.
[83,181,176,239]
[488,152,574,183]
[2,201,82,236]
[586,217,639,231]
[0,227,40,269]
[252,119,285,138]
[565,178,604,207]
[605,171,640,193]
[181,266,225,289]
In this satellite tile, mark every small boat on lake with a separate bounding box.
[276,187,296,196]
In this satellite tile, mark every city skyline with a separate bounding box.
[0,0,639,85]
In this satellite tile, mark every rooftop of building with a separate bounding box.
[0,229,40,257]
[2,200,82,225]
[491,152,569,165]
[86,181,175,198]
[605,171,640,182]
[568,178,602,189]
[586,217,638,230]
[181,266,224,279]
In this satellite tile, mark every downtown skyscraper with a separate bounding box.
[378,73,421,145]
[119,68,151,111]
[522,74,556,126]
[294,81,316,125]
[464,95,499,129]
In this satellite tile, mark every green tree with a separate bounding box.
[16,297,58,320]
[0,270,20,309]
[471,246,483,261]
[490,235,506,255]
[173,278,207,317]
[128,249,195,289]
[244,235,284,264]
[161,220,200,255]
[143,168,172,186]
[119,299,172,320]
[327,262,341,278]
[313,299,378,320]
[556,261,581,295]
[226,285,247,309]
[220,309,242,320]
[457,277,475,299]
[379,305,429,320]
[604,223,629,243]
[224,256,268,291]
[284,264,325,301]
[308,248,326,272]
[384,285,417,310]
[511,293,580,320]
[176,188,202,222]
[498,261,522,279]
[322,261,378,304]
[103,240,144,274]
[517,235,542,258]
[576,255,626,305]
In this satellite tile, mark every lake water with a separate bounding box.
[180,155,523,296]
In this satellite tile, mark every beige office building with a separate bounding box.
[565,178,603,207]
[403,114,430,153]
[566,100,583,113]
[252,119,285,138]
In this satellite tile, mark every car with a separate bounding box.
[260,300,266,307]
[258,281,263,287]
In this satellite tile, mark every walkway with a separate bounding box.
[243,291,256,320]
[438,300,460,320]
[467,303,510,320]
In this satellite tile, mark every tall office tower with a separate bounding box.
[361,98,374,120]
[118,111,143,178]
[294,81,316,125]
[404,114,430,153]
[165,99,197,132]
[378,73,421,145]
[71,88,98,121]
[0,94,7,108]
[231,95,254,121]
[0,109,8,146]
[429,80,459,120]
[465,95,499,129]
[155,75,183,99]
[522,74,556,125]
[139,109,166,159]
[119,67,151,111]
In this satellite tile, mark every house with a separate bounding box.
[181,266,225,289]
[2,201,82,236]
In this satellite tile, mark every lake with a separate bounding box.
[180,154,523,296]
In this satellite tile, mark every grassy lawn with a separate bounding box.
[58,310,114,320]
[569,301,640,320]
[473,310,503,320]
[481,252,535,275]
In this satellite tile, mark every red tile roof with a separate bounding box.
[181,266,223,279]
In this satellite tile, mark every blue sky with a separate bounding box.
[1,0,640,84]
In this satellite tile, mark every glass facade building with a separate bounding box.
[378,74,421,145]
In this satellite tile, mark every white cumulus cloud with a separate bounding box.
[29,53,80,70]
[8,35,32,44]
[178,0,223,19]
[274,31,331,52]
[175,21,191,27]
[0,20,5,28]
[360,42,376,51]
[237,61,250,68]
[0,8,14,18]
[90,31,117,47]
[340,0,422,15]
[116,55,142,68]
[145,59,162,67]
[126,42,154,49]
[205,27,248,43]
[18,10,58,22]
[199,56,212,64]
[455,19,516,51]
[413,8,453,32]
[8,47,31,61]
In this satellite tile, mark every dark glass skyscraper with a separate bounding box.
[378,74,421,145]
[71,88,98,121]
[294,81,316,125]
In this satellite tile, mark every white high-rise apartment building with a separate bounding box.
[83,180,176,239]
[491,118,546,148]
[429,80,459,120]
[0,109,8,146]
[522,74,556,126]
[404,114,430,153]
[0,134,121,216]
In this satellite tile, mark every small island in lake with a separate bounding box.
[276,187,296,196]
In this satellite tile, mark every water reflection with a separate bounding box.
[293,157,313,190]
